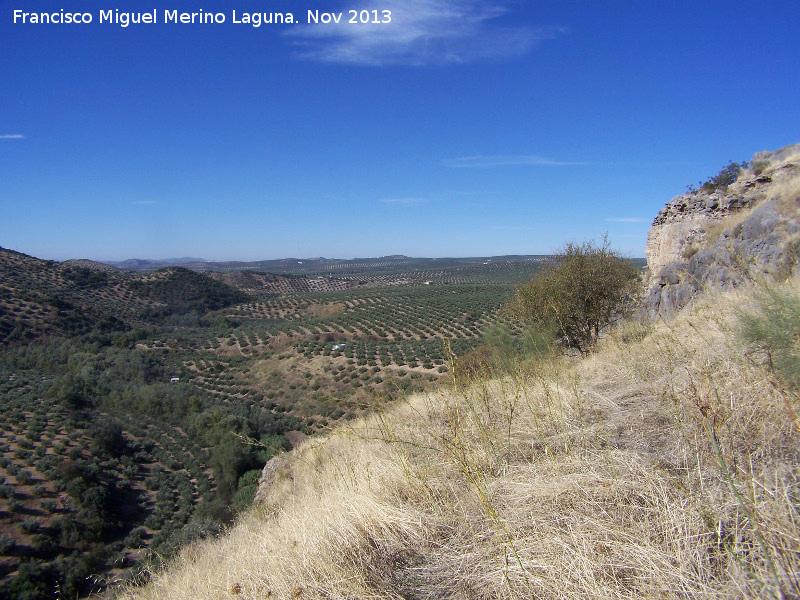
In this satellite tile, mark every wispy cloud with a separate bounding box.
[289,0,563,66]
[378,197,428,206]
[130,200,159,205]
[0,134,25,139]
[604,217,650,223]
[444,155,588,168]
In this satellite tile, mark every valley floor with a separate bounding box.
[120,279,800,600]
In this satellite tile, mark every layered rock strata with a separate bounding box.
[644,144,800,318]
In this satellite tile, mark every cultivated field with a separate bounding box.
[0,250,549,595]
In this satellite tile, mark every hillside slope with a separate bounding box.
[0,248,140,343]
[120,144,800,599]
[121,281,800,599]
[0,251,250,345]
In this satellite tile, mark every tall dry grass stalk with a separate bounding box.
[118,281,800,600]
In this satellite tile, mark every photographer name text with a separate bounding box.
[12,9,392,27]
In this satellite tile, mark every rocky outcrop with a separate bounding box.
[253,452,294,506]
[644,144,800,318]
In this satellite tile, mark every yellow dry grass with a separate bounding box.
[118,281,800,600]
[703,154,800,247]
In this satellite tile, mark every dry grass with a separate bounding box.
[704,155,800,248]
[118,281,800,600]
[703,209,754,247]
[762,152,800,218]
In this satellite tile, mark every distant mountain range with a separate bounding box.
[106,257,209,269]
[101,255,565,275]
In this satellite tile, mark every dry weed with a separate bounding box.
[119,282,800,600]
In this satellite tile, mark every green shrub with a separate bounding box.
[688,160,749,193]
[16,469,33,485]
[18,517,40,534]
[233,468,263,511]
[124,526,148,548]
[0,534,15,554]
[506,237,640,354]
[739,287,800,394]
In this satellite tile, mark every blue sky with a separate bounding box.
[1,0,798,261]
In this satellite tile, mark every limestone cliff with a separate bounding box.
[644,143,800,317]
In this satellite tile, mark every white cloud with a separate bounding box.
[603,217,650,223]
[289,0,563,66]
[0,134,25,139]
[378,197,428,206]
[444,155,587,168]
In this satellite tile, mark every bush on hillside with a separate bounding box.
[739,287,800,397]
[687,160,749,193]
[506,237,640,354]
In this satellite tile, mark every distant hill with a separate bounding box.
[2,249,647,346]
[128,267,251,319]
[0,249,249,345]
[102,255,558,275]
[1,247,133,343]
[60,258,121,272]
[106,257,208,269]
[205,270,364,295]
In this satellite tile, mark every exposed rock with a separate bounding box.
[253,453,293,506]
[644,144,800,318]
[252,432,310,505]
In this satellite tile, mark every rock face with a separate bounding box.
[644,144,800,318]
[253,452,294,506]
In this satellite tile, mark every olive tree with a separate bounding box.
[506,237,640,354]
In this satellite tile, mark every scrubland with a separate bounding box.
[120,275,800,599]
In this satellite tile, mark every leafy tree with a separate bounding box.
[506,237,640,354]
[91,420,127,457]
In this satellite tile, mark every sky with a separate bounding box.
[1,0,798,262]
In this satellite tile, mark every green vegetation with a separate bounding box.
[751,159,771,176]
[0,247,558,597]
[129,267,251,320]
[687,160,749,193]
[120,277,800,600]
[0,339,303,597]
[506,238,640,353]
[739,287,800,418]
[62,265,110,289]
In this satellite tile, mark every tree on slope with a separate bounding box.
[506,237,640,354]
